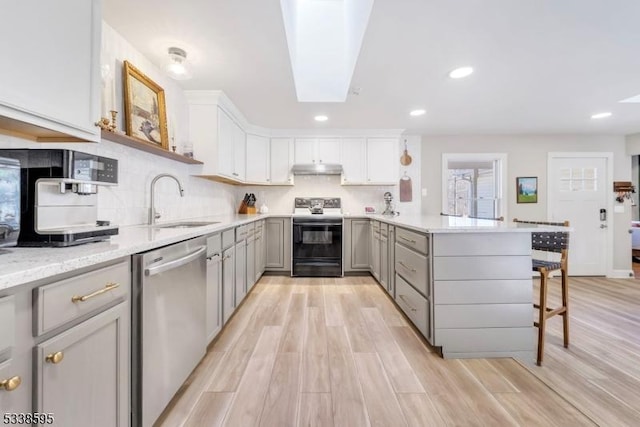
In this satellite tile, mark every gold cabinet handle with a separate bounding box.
[45,351,64,364]
[398,295,418,312]
[0,375,21,392]
[71,282,119,303]
[398,261,417,273]
[222,254,232,261]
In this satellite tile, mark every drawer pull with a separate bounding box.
[207,253,221,262]
[399,236,417,244]
[45,351,64,364]
[398,295,418,312]
[0,375,21,392]
[71,282,120,303]
[222,254,232,261]
[398,261,417,273]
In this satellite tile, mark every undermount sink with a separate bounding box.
[152,221,220,229]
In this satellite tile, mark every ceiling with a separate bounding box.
[104,0,640,134]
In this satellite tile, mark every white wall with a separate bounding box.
[421,134,632,273]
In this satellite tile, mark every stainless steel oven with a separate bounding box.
[292,217,343,276]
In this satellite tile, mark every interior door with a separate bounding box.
[548,154,609,276]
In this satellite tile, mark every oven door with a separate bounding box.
[292,218,342,276]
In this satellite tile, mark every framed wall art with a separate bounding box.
[516,176,538,203]
[123,60,169,149]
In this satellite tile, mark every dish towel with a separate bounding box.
[400,174,412,202]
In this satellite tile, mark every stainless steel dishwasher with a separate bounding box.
[132,237,207,427]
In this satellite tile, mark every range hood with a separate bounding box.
[291,163,343,175]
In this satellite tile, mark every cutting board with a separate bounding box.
[400,174,412,202]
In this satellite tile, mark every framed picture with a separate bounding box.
[517,176,538,203]
[123,60,169,149]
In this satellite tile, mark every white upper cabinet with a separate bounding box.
[294,138,341,164]
[366,138,398,184]
[341,138,367,184]
[187,95,247,183]
[270,138,294,185]
[246,134,270,184]
[233,121,246,181]
[0,0,101,142]
[341,138,398,185]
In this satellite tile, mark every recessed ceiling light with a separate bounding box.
[314,115,328,122]
[591,112,612,119]
[410,109,426,117]
[449,66,474,79]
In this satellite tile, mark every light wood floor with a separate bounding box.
[155,275,640,427]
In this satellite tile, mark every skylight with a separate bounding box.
[280,0,375,102]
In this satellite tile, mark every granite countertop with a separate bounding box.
[0,212,567,292]
[0,213,273,291]
[345,214,569,234]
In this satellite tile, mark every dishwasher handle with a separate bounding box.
[145,246,206,277]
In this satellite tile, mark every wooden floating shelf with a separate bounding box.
[100,130,203,165]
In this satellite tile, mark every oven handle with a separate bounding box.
[293,222,342,227]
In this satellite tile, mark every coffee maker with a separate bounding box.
[0,149,119,247]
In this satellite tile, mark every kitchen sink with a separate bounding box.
[152,221,220,229]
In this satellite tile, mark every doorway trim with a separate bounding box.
[547,152,614,277]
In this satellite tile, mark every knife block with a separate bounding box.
[238,202,257,214]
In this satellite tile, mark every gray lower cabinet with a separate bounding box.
[222,245,235,324]
[371,225,380,281]
[234,239,246,306]
[380,229,389,293]
[206,233,223,343]
[344,219,370,271]
[35,303,128,427]
[265,217,291,271]
[246,235,256,292]
[255,221,265,280]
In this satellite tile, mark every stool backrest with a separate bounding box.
[513,218,570,263]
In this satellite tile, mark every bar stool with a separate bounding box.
[513,218,570,365]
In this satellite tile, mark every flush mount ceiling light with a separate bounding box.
[591,112,612,119]
[166,47,192,80]
[314,115,329,122]
[449,66,474,79]
[410,109,426,117]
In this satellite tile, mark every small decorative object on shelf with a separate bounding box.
[94,110,119,132]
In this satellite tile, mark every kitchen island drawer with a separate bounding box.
[433,233,531,256]
[395,274,430,341]
[395,243,429,297]
[34,259,129,335]
[434,304,532,328]
[0,297,15,358]
[395,227,428,254]
[434,328,535,353]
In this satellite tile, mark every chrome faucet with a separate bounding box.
[149,174,184,225]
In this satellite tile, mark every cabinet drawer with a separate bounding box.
[433,256,532,281]
[35,260,129,335]
[380,223,388,236]
[395,274,430,340]
[434,304,532,328]
[434,280,532,304]
[372,221,380,230]
[235,225,248,242]
[222,229,235,249]
[396,227,428,255]
[0,297,15,358]
[395,243,429,297]
[246,222,255,236]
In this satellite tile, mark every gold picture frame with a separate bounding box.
[122,60,169,149]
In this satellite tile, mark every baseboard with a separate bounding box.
[609,269,634,279]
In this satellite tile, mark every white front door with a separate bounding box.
[548,153,610,276]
